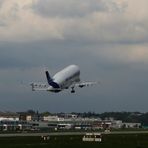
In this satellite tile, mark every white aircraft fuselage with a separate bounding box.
[31,64,98,93]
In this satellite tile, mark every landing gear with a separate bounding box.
[71,90,75,93]
[71,87,75,93]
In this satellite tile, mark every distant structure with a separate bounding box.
[0,112,142,132]
[0,112,19,121]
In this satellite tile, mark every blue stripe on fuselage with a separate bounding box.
[49,81,60,88]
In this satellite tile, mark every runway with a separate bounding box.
[0,131,148,137]
[0,132,84,137]
[103,130,148,135]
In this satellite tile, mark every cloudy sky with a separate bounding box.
[0,0,148,113]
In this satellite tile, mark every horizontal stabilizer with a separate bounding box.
[30,83,48,91]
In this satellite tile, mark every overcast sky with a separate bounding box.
[0,0,148,113]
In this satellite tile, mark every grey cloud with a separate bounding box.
[0,20,6,26]
[0,0,4,7]
[0,41,90,69]
[0,2,20,28]
[32,0,128,19]
[1,0,146,45]
[9,3,20,19]
[0,43,29,69]
[32,0,111,18]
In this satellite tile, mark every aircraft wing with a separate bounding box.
[74,81,100,88]
[30,83,48,91]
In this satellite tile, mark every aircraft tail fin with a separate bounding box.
[45,71,60,88]
[45,71,53,84]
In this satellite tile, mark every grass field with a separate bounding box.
[0,133,148,148]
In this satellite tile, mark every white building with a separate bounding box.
[43,116,64,122]
[26,115,32,121]
[0,112,19,121]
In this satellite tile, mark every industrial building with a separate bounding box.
[0,112,142,132]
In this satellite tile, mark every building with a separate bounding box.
[122,122,141,128]
[0,120,31,131]
[0,112,19,121]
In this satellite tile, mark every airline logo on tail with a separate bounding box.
[45,71,60,88]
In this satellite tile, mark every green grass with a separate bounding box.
[0,134,148,148]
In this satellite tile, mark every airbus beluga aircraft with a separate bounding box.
[30,65,98,93]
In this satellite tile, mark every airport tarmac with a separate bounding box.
[0,131,148,137]
[0,132,84,137]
